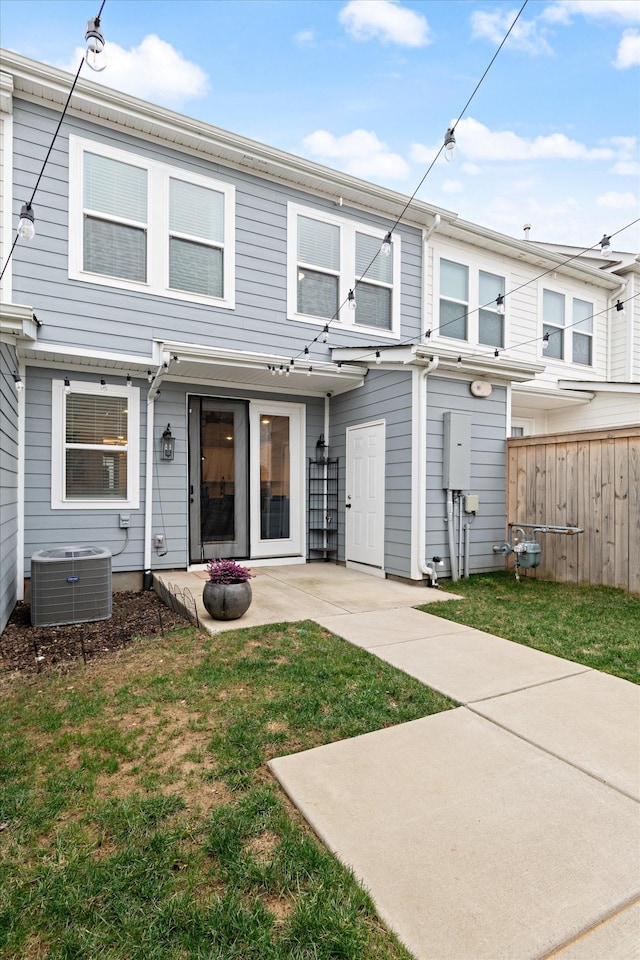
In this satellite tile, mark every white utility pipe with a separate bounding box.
[464,519,471,578]
[446,489,459,582]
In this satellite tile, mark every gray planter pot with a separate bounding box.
[203,580,252,620]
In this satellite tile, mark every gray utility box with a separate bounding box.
[443,411,471,490]
[30,546,112,627]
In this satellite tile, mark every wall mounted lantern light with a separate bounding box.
[161,424,175,461]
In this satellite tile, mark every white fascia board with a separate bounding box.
[19,341,155,370]
[0,71,13,114]
[514,383,595,405]
[558,380,640,394]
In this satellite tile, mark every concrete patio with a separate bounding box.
[158,562,640,960]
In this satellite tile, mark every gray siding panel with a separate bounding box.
[331,370,414,578]
[425,375,507,578]
[0,342,19,632]
[11,100,423,362]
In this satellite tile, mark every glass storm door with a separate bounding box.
[189,399,248,561]
[249,402,304,559]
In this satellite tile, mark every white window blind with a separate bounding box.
[356,232,392,284]
[440,259,468,340]
[572,298,593,366]
[543,289,565,359]
[84,152,147,222]
[169,179,224,243]
[298,216,340,270]
[478,270,505,347]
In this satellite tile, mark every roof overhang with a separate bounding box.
[512,383,595,412]
[16,339,366,398]
[0,302,38,342]
[558,380,640,395]
[331,343,544,382]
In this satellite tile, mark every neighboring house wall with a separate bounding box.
[545,394,640,433]
[426,375,508,578]
[0,341,19,631]
[331,369,414,578]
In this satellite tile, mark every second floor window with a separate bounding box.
[289,203,400,336]
[542,289,593,366]
[69,137,235,307]
[438,257,505,348]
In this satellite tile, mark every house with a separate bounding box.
[1,50,638,633]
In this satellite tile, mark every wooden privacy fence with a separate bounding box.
[506,426,640,594]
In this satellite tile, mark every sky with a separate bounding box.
[2,0,639,250]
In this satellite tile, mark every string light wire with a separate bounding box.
[0,0,107,283]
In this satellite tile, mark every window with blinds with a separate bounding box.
[70,136,235,306]
[169,179,225,297]
[64,393,129,500]
[83,152,148,282]
[440,259,469,341]
[292,207,397,331]
[478,270,505,348]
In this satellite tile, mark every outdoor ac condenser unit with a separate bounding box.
[30,546,112,627]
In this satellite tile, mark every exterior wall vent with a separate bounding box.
[30,546,112,627]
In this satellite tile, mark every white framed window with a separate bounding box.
[288,203,400,337]
[69,136,235,307]
[542,289,593,366]
[435,252,506,349]
[51,380,140,510]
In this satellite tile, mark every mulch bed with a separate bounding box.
[1,591,193,675]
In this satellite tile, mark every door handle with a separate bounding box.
[345,502,351,508]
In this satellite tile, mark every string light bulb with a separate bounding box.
[444,127,456,162]
[375,350,381,365]
[348,289,356,310]
[12,371,23,393]
[457,355,462,366]
[615,300,625,314]
[126,374,132,387]
[381,231,392,257]
[321,324,329,343]
[17,203,35,240]
[600,234,611,258]
[147,369,153,383]
[307,366,312,376]
[100,378,107,392]
[542,332,550,351]
[496,294,505,315]
[64,377,71,395]
[85,16,107,72]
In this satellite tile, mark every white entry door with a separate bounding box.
[345,420,385,569]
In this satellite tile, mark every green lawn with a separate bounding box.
[422,572,640,684]
[0,620,455,960]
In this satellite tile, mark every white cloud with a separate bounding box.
[302,128,410,179]
[339,0,430,47]
[542,1,640,25]
[597,190,639,209]
[612,159,640,176]
[470,8,552,55]
[295,29,315,46]
[442,179,463,194]
[411,118,615,163]
[60,35,209,108]
[614,29,640,68]
[462,162,482,176]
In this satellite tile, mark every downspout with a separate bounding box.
[16,359,25,600]
[143,351,168,589]
[143,395,155,590]
[416,212,443,586]
[415,357,440,583]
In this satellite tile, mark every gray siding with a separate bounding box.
[331,370,414,578]
[22,365,324,576]
[10,100,423,361]
[0,342,19,631]
[425,375,507,577]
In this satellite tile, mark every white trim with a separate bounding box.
[51,379,140,510]
[68,135,235,309]
[248,400,306,559]
[0,111,14,304]
[287,201,401,338]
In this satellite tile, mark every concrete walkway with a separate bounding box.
[162,564,640,960]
